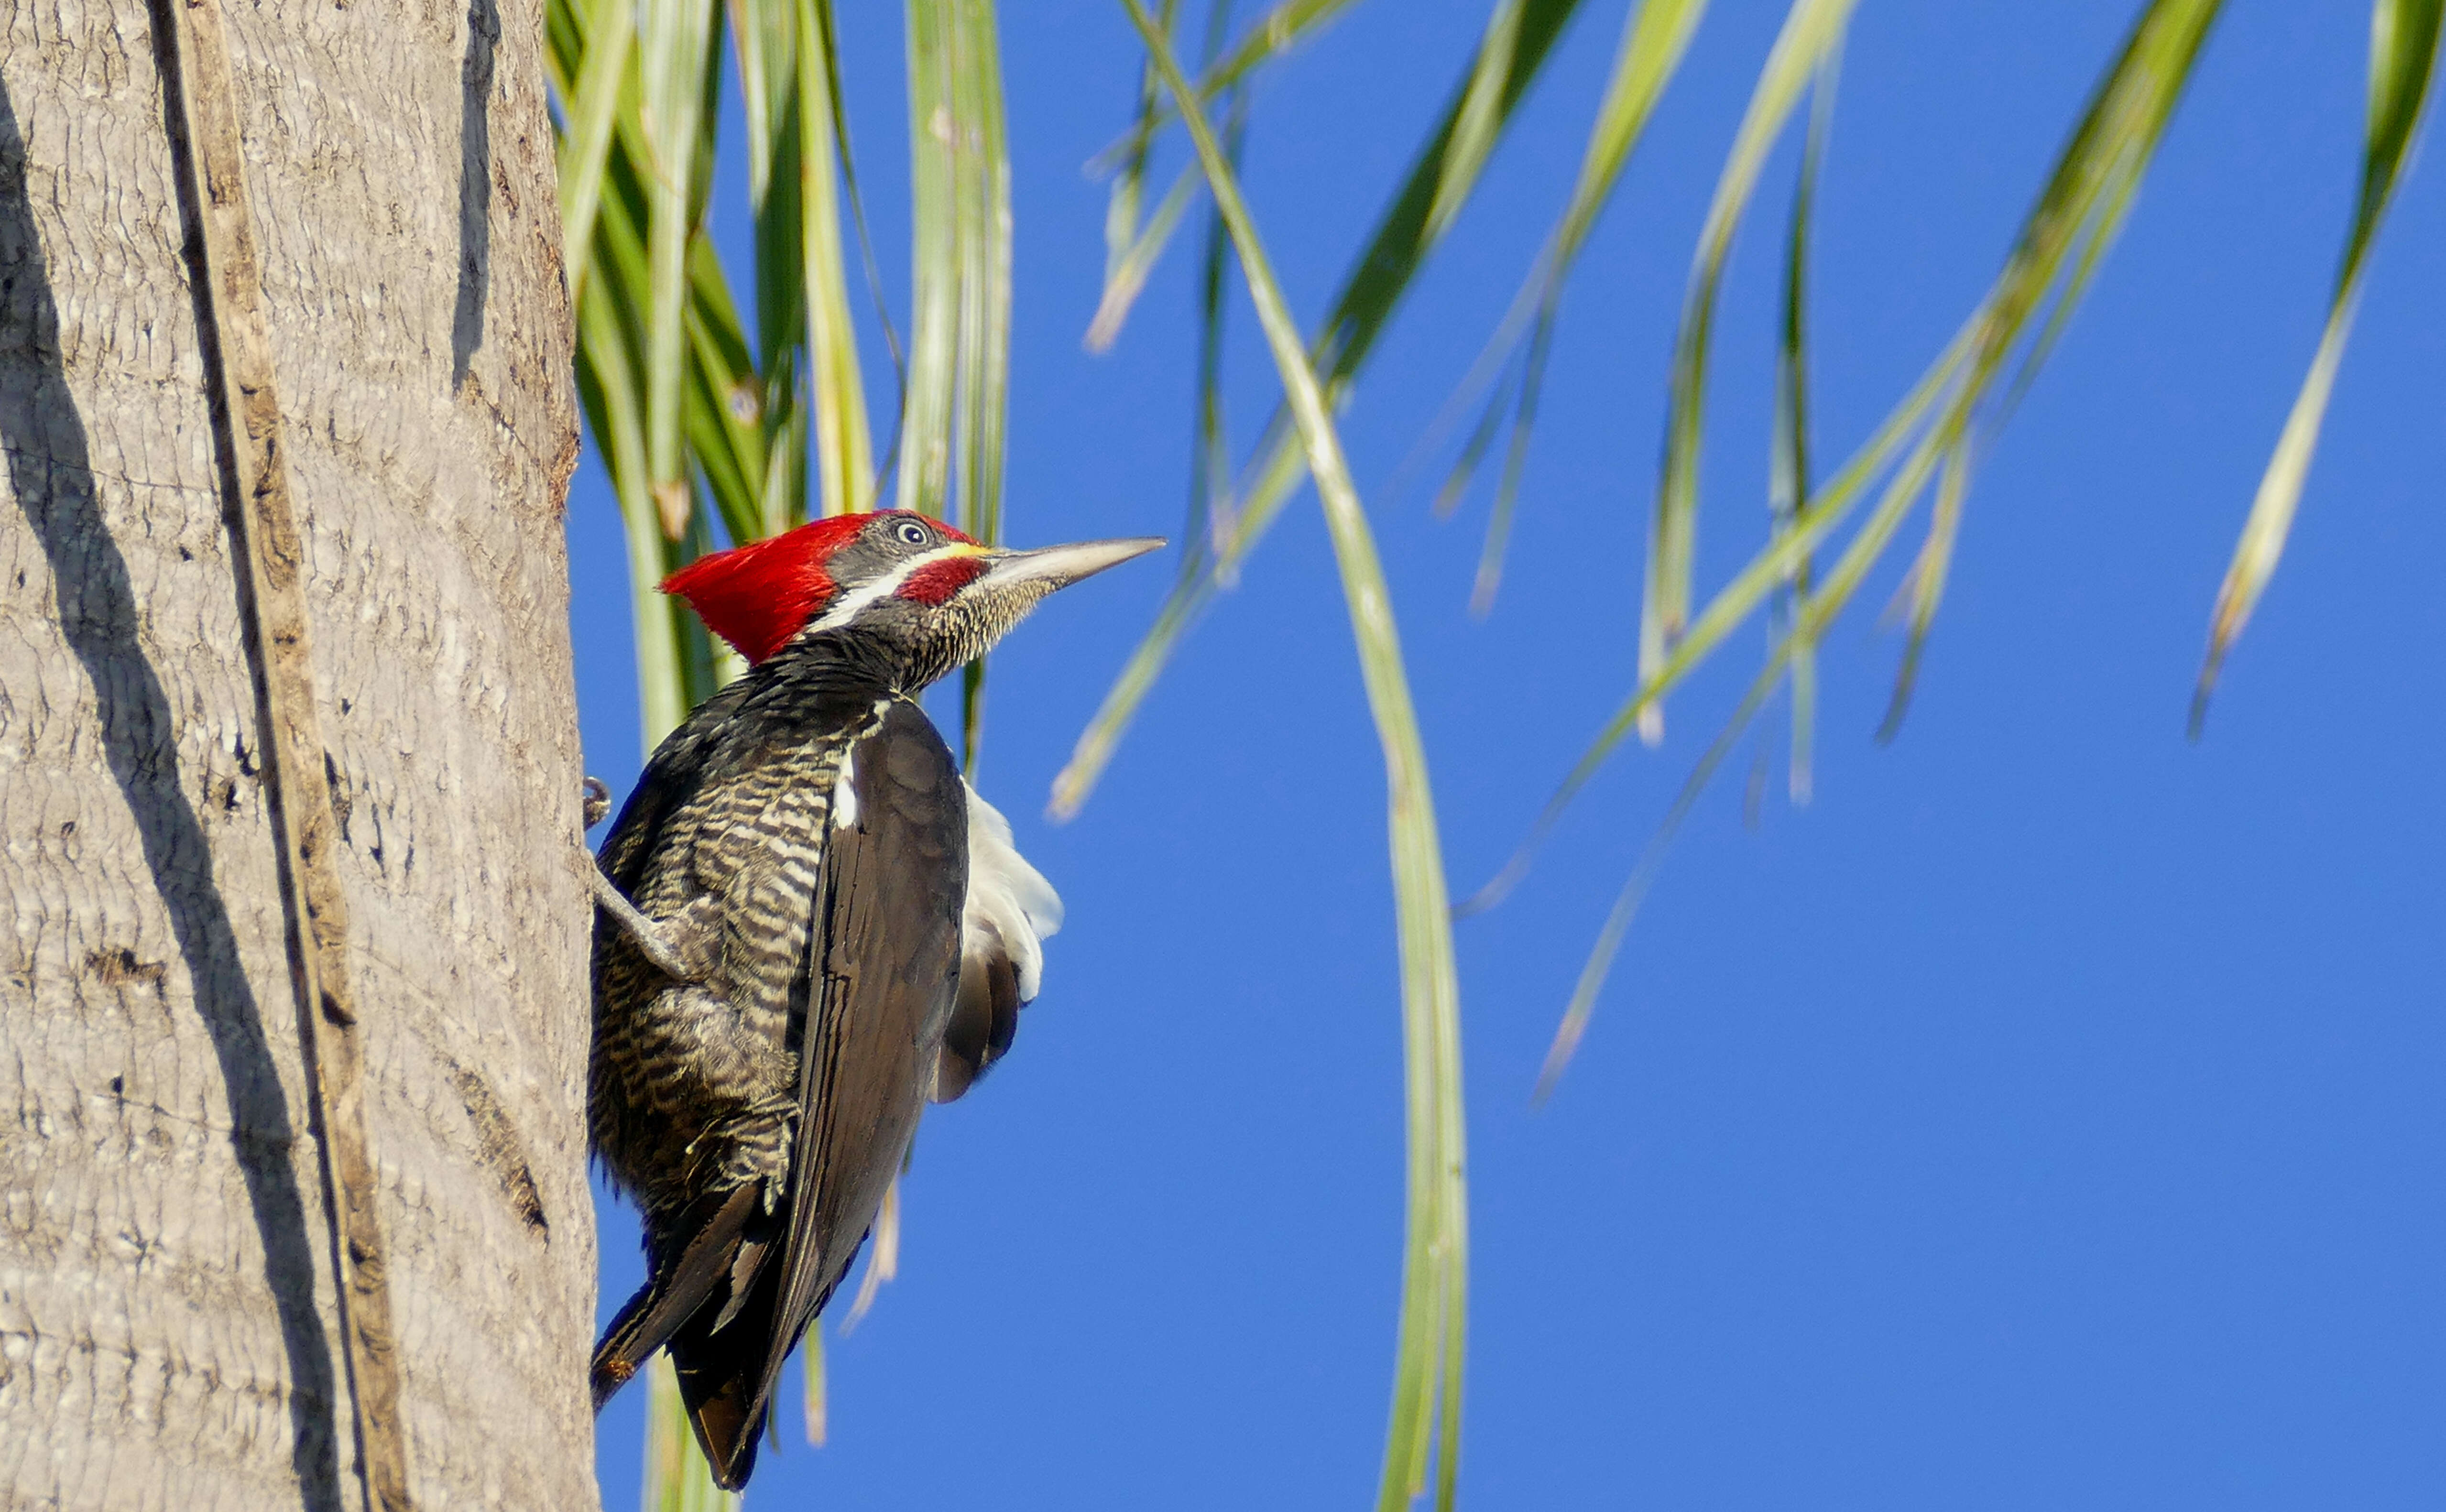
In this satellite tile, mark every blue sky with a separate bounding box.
[574,2,2446,1506]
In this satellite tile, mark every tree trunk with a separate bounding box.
[0,0,597,1503]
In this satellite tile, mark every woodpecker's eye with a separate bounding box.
[893,519,931,547]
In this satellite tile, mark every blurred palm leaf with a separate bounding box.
[1498,0,1710,368]
[1767,45,1838,802]
[1091,0,1371,181]
[1642,0,1852,745]
[1509,0,2230,1085]
[1053,0,1604,818]
[902,0,1013,765]
[1442,0,1709,613]
[1087,0,1241,351]
[2195,0,2441,731]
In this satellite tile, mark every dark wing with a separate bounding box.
[680,697,968,1485]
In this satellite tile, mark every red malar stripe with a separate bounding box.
[896,554,989,607]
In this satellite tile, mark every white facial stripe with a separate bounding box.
[807,543,976,633]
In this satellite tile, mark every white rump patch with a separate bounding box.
[961,780,1062,1002]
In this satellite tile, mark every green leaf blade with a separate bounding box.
[1056,0,1593,817]
[2195,0,2440,730]
[1118,7,1470,1506]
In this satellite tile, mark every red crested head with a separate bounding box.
[660,510,973,664]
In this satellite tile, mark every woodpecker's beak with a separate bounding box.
[978,536,1165,592]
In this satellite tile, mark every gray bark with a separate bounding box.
[0,0,596,1504]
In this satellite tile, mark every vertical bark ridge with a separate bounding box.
[147,0,412,1505]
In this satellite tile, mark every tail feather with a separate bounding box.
[671,1224,866,1490]
[670,1245,787,1490]
[589,1184,767,1412]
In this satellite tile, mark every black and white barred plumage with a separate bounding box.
[584,512,1156,1490]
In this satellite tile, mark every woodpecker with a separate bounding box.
[585,509,1159,1489]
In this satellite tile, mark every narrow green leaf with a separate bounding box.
[1416,0,1707,506]
[1537,645,1788,1100]
[901,0,1018,766]
[1182,28,1250,578]
[816,2,911,489]
[558,0,635,303]
[2195,0,2440,731]
[1875,437,1968,741]
[1085,161,1201,352]
[577,275,692,749]
[1092,0,1367,174]
[726,0,787,207]
[1645,0,1851,745]
[729,0,808,537]
[1096,0,1182,335]
[1522,0,2227,1078]
[1119,7,1469,1507]
[641,0,720,536]
[1430,366,1509,522]
[1540,0,1710,293]
[1467,295,1555,615]
[900,0,961,519]
[1428,0,1531,242]
[798,0,877,518]
[950,0,1012,554]
[1769,53,1835,803]
[841,1175,902,1330]
[682,233,769,544]
[1054,0,1591,819]
[672,504,734,708]
[902,3,1018,802]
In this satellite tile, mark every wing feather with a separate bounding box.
[708,698,967,1476]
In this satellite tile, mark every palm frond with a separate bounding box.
[1514,0,2228,1085]
[1092,0,1370,175]
[1054,0,1594,819]
[557,0,634,301]
[1087,0,1248,352]
[1119,7,1469,1505]
[903,0,1012,768]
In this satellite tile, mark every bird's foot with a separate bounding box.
[588,864,705,983]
